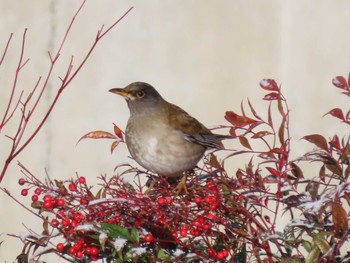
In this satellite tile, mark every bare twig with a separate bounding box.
[0,2,134,183]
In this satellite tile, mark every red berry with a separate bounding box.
[80,198,89,205]
[206,182,215,190]
[34,188,42,195]
[216,251,226,260]
[204,196,212,203]
[192,220,201,227]
[85,247,92,255]
[90,246,99,256]
[190,229,199,236]
[165,196,172,204]
[203,224,211,230]
[18,178,26,186]
[21,189,28,196]
[180,230,187,237]
[78,176,86,184]
[68,247,76,255]
[31,195,38,202]
[210,204,218,210]
[194,196,202,204]
[134,219,141,227]
[62,218,71,227]
[206,213,215,220]
[43,201,53,209]
[51,219,59,227]
[157,197,165,205]
[68,182,77,191]
[56,242,64,251]
[222,249,229,257]
[144,233,154,242]
[56,199,65,207]
[18,178,25,185]
[158,217,166,224]
[71,220,79,228]
[171,232,178,238]
[74,212,84,222]
[76,251,83,258]
[43,194,52,202]
[208,249,216,257]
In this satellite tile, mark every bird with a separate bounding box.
[109,82,229,193]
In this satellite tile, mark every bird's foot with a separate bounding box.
[174,175,188,195]
[144,178,158,195]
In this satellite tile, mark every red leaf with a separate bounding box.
[239,136,252,150]
[225,111,259,127]
[324,108,345,121]
[263,92,279,101]
[344,192,350,206]
[290,162,304,179]
[251,131,273,139]
[332,76,348,89]
[266,167,281,178]
[278,121,285,144]
[113,123,124,140]
[267,103,273,128]
[229,127,237,138]
[258,151,275,160]
[247,98,262,120]
[332,200,349,238]
[111,140,120,154]
[329,135,340,150]
[260,79,280,91]
[302,134,329,151]
[78,130,117,144]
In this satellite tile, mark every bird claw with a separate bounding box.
[174,176,188,195]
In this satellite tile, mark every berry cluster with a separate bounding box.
[17,167,247,262]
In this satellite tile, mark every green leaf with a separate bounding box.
[313,238,329,254]
[157,248,168,261]
[301,240,312,253]
[101,223,132,241]
[130,227,139,243]
[305,246,320,263]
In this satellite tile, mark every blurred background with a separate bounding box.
[0,0,349,261]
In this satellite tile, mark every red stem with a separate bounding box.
[0,3,134,183]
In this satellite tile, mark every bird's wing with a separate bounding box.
[166,103,224,149]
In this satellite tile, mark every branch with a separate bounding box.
[0,2,134,183]
[0,33,13,65]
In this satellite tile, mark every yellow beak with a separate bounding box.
[109,88,132,98]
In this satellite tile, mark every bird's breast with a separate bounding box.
[125,116,205,177]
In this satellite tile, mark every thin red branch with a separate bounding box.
[0,29,28,130]
[0,4,134,183]
[0,33,13,65]
[11,6,134,161]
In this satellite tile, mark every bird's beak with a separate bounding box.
[109,88,132,99]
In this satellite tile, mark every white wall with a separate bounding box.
[0,1,349,261]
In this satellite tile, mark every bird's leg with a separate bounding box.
[175,175,188,195]
[144,176,158,195]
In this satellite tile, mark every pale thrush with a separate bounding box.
[109,82,228,189]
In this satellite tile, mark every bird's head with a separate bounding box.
[109,82,164,114]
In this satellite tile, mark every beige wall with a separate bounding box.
[0,1,349,261]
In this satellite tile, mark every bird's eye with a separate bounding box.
[136,90,145,98]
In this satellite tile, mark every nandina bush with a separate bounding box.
[7,76,350,262]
